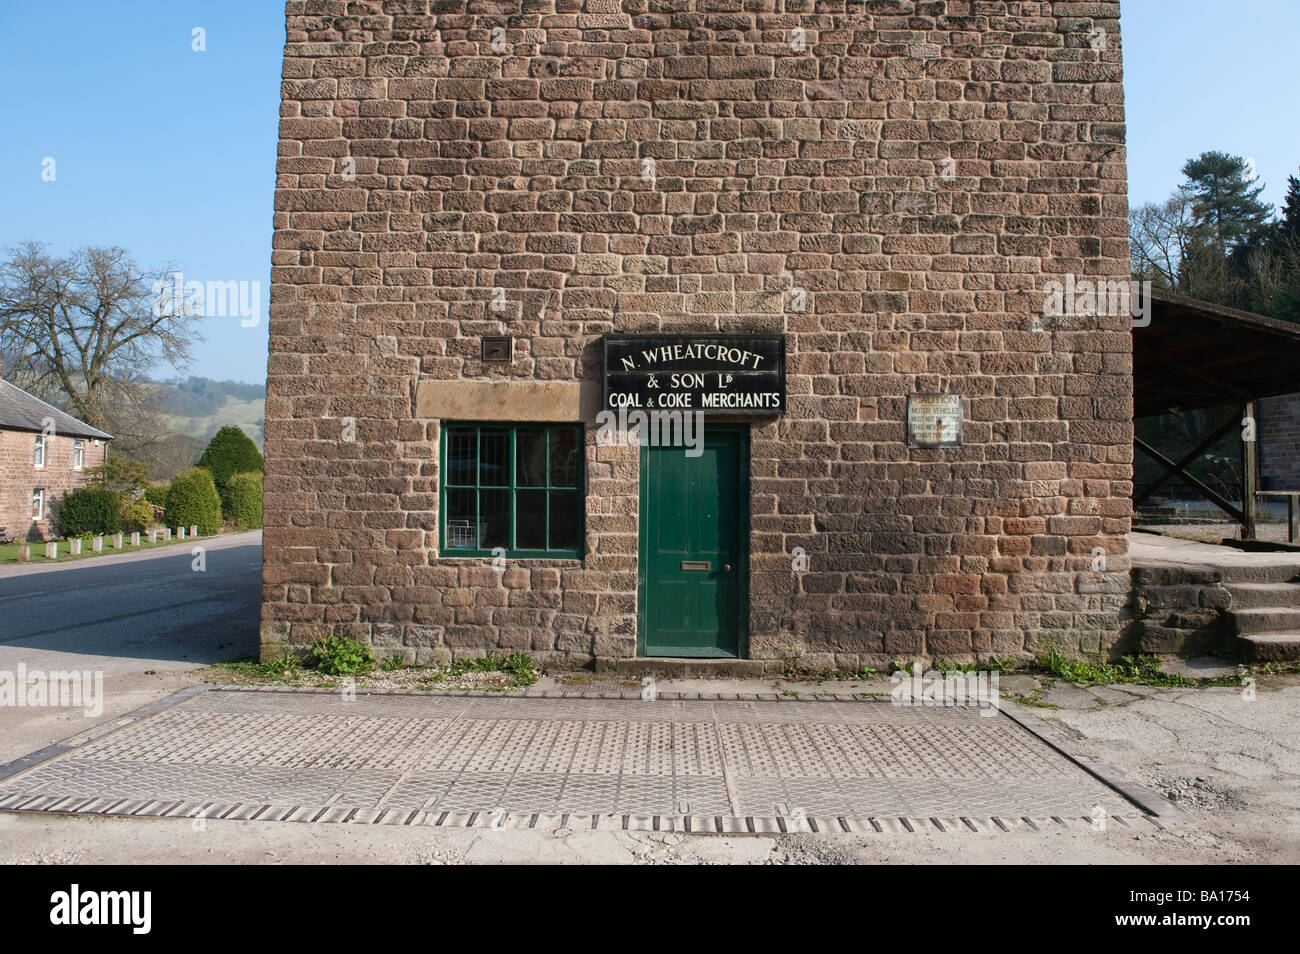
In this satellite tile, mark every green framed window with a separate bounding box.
[440,422,584,558]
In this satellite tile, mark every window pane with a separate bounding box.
[516,489,547,549]
[445,488,477,549]
[478,489,509,549]
[479,429,509,486]
[446,430,476,485]
[549,427,580,487]
[516,430,547,486]
[548,490,581,551]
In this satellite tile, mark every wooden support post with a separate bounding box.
[1242,400,1258,541]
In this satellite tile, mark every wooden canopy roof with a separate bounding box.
[1135,290,1300,418]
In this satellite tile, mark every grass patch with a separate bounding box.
[445,652,538,687]
[1001,686,1059,709]
[210,653,303,685]
[206,650,539,691]
[783,665,879,681]
[932,656,1019,674]
[1034,650,1199,688]
[0,533,220,566]
[1241,660,1300,676]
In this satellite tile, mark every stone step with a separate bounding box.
[1230,607,1300,635]
[1134,561,1300,586]
[1224,581,1300,609]
[1236,632,1300,663]
[1215,564,1300,584]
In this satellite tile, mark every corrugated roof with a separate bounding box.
[0,380,114,440]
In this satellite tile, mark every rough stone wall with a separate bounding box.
[0,429,108,542]
[1259,393,1300,492]
[262,0,1133,667]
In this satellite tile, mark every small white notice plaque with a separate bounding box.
[906,393,963,448]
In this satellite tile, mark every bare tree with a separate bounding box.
[1128,190,1193,289]
[0,242,201,431]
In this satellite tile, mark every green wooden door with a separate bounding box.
[639,428,748,657]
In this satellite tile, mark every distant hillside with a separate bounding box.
[155,376,265,450]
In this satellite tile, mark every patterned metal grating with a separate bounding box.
[0,688,1149,834]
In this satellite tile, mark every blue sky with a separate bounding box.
[2,1,1298,386]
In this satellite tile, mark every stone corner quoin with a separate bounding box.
[261,0,1134,670]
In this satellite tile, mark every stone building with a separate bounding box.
[262,0,1134,670]
[0,380,112,542]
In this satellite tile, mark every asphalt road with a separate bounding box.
[0,531,261,674]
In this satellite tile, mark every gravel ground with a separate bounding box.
[1135,521,1295,544]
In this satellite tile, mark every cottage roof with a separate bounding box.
[0,380,114,441]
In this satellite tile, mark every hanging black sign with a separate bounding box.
[602,334,786,415]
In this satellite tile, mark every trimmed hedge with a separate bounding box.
[224,471,263,530]
[121,499,156,533]
[57,487,124,537]
[143,484,169,508]
[197,426,264,494]
[164,468,222,535]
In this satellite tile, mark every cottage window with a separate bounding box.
[33,434,46,468]
[32,488,45,520]
[73,440,85,470]
[440,423,583,558]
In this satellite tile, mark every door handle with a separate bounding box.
[680,560,711,572]
[723,564,733,573]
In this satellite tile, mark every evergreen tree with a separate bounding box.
[1251,167,1300,324]
[1180,151,1274,252]
[197,425,264,494]
[1280,173,1300,243]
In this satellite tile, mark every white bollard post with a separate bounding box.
[69,538,82,555]
[112,532,123,549]
[18,545,30,562]
[92,535,103,552]
[163,528,172,541]
[45,541,58,559]
[189,524,198,538]
[177,526,186,540]
[131,531,141,546]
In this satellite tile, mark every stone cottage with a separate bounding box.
[0,380,112,542]
[262,0,1133,670]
